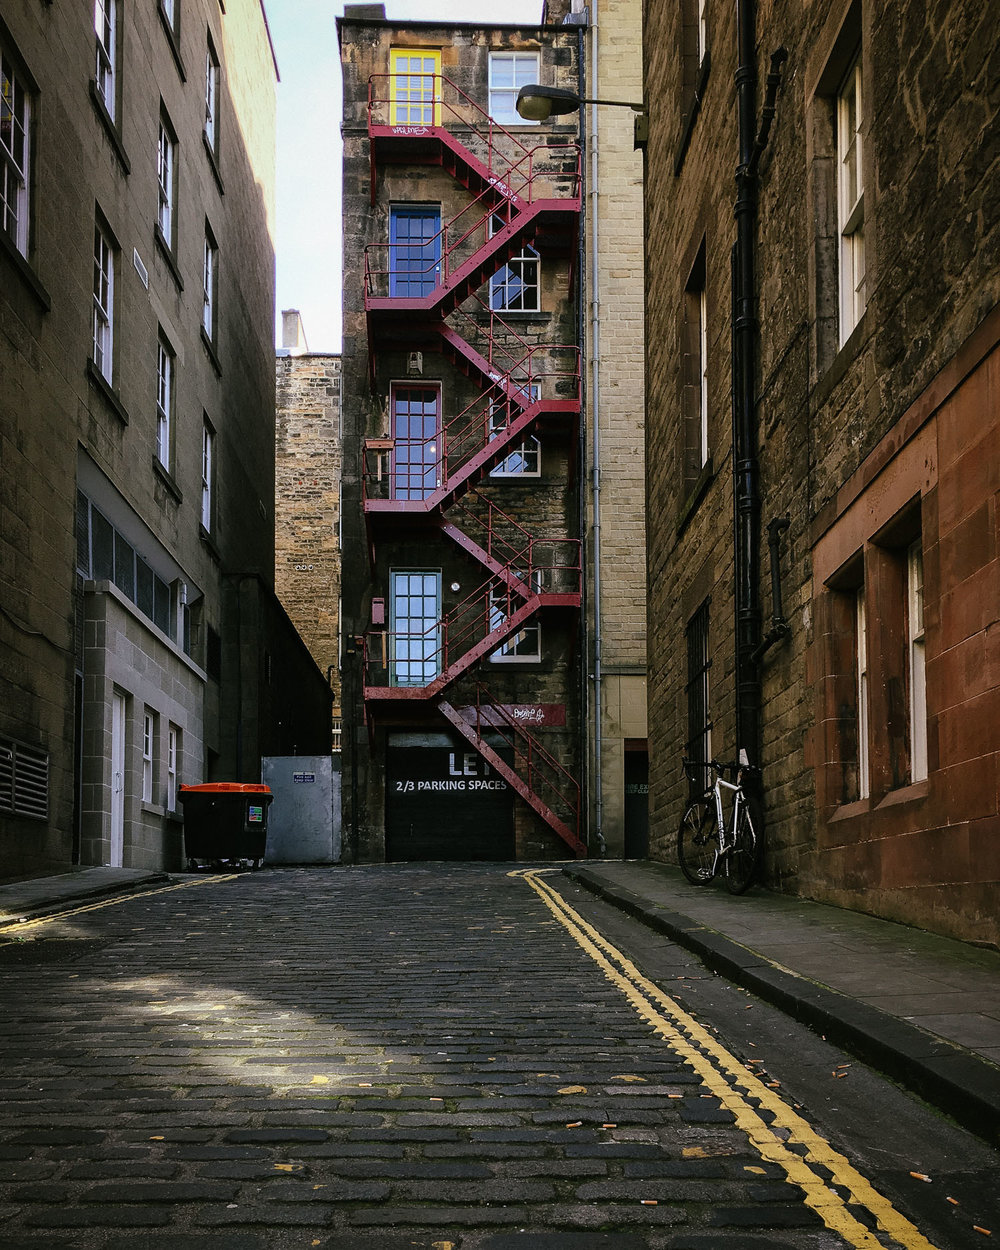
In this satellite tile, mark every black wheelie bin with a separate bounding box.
[178,782,273,869]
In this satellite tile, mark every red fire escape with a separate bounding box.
[361,73,585,856]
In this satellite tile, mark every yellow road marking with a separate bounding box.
[0,875,238,938]
[516,868,940,1250]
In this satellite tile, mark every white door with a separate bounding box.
[110,692,125,867]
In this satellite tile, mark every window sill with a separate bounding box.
[199,524,221,563]
[86,359,129,425]
[875,778,929,810]
[154,225,184,292]
[828,797,870,824]
[201,326,222,375]
[674,52,711,177]
[0,231,51,313]
[89,81,131,175]
[141,801,165,818]
[158,4,187,81]
[813,312,867,409]
[152,455,183,504]
[203,132,225,195]
[492,310,549,322]
[676,455,714,536]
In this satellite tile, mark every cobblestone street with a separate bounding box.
[0,865,994,1249]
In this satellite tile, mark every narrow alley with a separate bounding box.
[1,865,997,1248]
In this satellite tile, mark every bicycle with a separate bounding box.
[677,756,764,894]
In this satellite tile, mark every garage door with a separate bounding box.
[386,732,514,861]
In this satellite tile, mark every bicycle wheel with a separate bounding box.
[725,796,764,895]
[677,800,717,884]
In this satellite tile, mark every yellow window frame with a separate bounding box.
[389,48,441,126]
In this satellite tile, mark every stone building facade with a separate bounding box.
[643,0,999,942]
[1,0,330,879]
[275,311,342,734]
[338,5,591,862]
[574,0,647,858]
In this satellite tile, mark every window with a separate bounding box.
[837,55,865,342]
[1,47,31,256]
[680,0,709,128]
[166,724,179,810]
[200,420,214,532]
[204,37,220,153]
[488,52,539,126]
[77,492,182,646]
[907,540,927,782]
[157,113,177,250]
[202,225,217,341]
[490,582,541,662]
[685,600,712,794]
[142,710,155,803]
[682,243,708,490]
[490,213,540,312]
[389,204,441,297]
[93,219,115,382]
[161,0,178,37]
[156,334,174,470]
[489,385,541,477]
[390,570,441,687]
[94,0,117,120]
[391,384,440,500]
[856,586,869,799]
[389,49,441,125]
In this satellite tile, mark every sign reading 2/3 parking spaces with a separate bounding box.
[386,733,514,861]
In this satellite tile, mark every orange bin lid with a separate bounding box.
[179,783,272,794]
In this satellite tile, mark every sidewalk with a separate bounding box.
[0,866,171,925]
[564,859,1000,1148]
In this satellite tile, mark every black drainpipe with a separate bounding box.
[732,0,787,768]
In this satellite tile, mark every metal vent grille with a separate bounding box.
[0,738,50,821]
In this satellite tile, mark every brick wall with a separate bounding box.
[275,352,343,713]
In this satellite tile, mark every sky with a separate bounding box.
[267,0,547,353]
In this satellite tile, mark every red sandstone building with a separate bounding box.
[642,0,999,943]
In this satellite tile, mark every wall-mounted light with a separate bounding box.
[515,84,645,122]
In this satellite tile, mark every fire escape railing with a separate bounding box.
[442,685,583,850]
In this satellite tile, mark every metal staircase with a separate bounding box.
[362,73,585,855]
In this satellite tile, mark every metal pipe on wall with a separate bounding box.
[587,6,606,857]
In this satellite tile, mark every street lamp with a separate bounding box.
[515,84,645,122]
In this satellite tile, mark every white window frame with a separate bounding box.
[837,56,865,343]
[489,214,540,312]
[157,117,176,247]
[201,421,214,531]
[93,220,115,382]
[161,0,178,34]
[489,382,541,478]
[1,48,31,257]
[488,51,539,126]
[697,0,707,63]
[204,38,220,152]
[156,336,174,469]
[202,229,217,340]
[490,575,542,663]
[907,541,927,783]
[856,586,869,799]
[166,724,178,810]
[141,711,154,803]
[95,0,116,120]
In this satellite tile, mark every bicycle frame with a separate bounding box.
[706,766,748,877]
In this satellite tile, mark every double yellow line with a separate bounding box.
[0,874,237,939]
[516,868,939,1250]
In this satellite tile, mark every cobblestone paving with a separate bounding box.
[0,865,871,1248]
